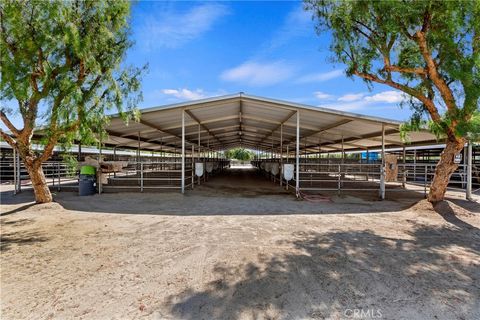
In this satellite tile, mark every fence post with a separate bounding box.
[191,145,194,190]
[337,164,341,194]
[57,162,61,191]
[466,141,472,200]
[402,147,406,189]
[13,148,17,194]
[424,164,427,197]
[379,123,385,200]
[379,165,385,200]
[52,163,55,187]
[140,162,143,192]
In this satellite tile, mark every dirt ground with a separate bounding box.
[1,168,479,320]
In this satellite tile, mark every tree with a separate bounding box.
[0,0,144,203]
[225,148,254,161]
[305,0,479,202]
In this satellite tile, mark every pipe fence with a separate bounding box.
[252,159,477,198]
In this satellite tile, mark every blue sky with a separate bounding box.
[1,0,416,132]
[127,1,413,121]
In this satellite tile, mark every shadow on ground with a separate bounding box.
[163,216,480,319]
[0,230,49,252]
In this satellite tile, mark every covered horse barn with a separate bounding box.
[1,93,478,199]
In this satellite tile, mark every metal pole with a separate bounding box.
[191,144,194,189]
[13,148,17,195]
[280,124,283,186]
[137,131,140,164]
[295,111,300,198]
[140,162,143,192]
[413,149,417,181]
[78,143,82,161]
[463,146,467,189]
[337,164,341,194]
[98,140,103,194]
[57,161,60,191]
[379,123,385,200]
[17,151,21,193]
[466,141,472,200]
[341,135,345,164]
[424,164,427,196]
[181,109,185,193]
[402,146,406,188]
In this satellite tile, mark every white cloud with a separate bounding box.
[161,88,206,100]
[296,70,343,83]
[364,90,408,103]
[138,4,229,49]
[318,90,410,112]
[314,91,334,100]
[338,93,365,102]
[220,60,296,86]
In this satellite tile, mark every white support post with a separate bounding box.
[295,111,300,198]
[341,135,345,164]
[98,140,103,194]
[140,162,144,192]
[379,123,385,200]
[466,141,473,200]
[413,149,417,181]
[463,146,467,189]
[181,109,185,194]
[57,161,61,191]
[137,132,140,164]
[280,124,283,186]
[13,148,17,195]
[191,144,194,189]
[402,146,406,188]
[16,150,21,193]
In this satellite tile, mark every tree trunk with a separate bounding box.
[427,136,465,203]
[25,162,53,203]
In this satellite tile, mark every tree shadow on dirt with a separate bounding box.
[433,201,479,231]
[164,220,480,319]
[446,198,480,214]
[1,218,35,227]
[0,203,37,216]
[1,230,49,252]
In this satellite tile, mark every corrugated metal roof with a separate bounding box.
[104,93,440,153]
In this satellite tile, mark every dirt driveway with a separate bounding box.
[1,178,479,319]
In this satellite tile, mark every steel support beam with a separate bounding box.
[379,124,386,200]
[295,111,300,198]
[185,109,223,147]
[466,141,472,200]
[181,109,185,194]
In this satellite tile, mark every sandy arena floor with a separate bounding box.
[1,168,479,319]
